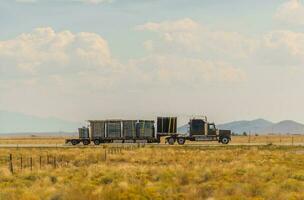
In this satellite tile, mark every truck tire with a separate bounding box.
[71,140,78,146]
[167,137,175,145]
[83,140,90,145]
[94,139,100,145]
[221,137,230,144]
[177,137,185,145]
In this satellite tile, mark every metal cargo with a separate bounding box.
[123,120,137,138]
[89,120,105,139]
[106,120,122,138]
[157,117,177,134]
[137,120,155,138]
[78,127,89,139]
[190,119,205,135]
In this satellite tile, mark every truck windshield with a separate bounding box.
[209,124,215,130]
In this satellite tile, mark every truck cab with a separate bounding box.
[165,118,231,145]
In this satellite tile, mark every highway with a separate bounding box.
[0,143,303,148]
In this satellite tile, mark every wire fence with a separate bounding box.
[231,135,304,145]
[0,145,145,174]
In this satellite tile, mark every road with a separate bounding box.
[0,143,303,148]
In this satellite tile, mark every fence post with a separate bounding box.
[104,149,107,161]
[292,136,294,146]
[39,156,42,169]
[20,155,23,172]
[53,156,56,169]
[30,157,33,171]
[9,154,13,174]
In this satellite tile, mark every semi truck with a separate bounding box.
[163,118,231,145]
[65,116,231,145]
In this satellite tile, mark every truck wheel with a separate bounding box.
[167,137,175,145]
[83,140,90,145]
[71,140,78,146]
[94,139,100,145]
[221,137,230,144]
[177,138,185,145]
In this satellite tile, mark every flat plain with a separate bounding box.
[0,138,304,200]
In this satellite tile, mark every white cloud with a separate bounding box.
[16,0,37,3]
[133,19,249,84]
[136,18,200,33]
[0,27,115,77]
[128,55,245,86]
[137,18,257,60]
[257,30,304,66]
[137,18,304,68]
[136,18,203,52]
[15,0,113,4]
[274,0,304,25]
[0,26,243,88]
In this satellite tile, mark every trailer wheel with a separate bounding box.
[94,139,100,145]
[83,140,90,145]
[177,138,185,145]
[221,137,230,144]
[167,137,175,145]
[71,140,78,146]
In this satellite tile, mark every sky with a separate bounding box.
[1,0,304,124]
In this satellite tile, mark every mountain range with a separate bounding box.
[178,118,304,134]
[1,110,304,135]
[0,110,80,134]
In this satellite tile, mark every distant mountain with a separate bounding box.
[177,119,304,134]
[0,110,81,134]
[262,120,304,134]
[177,124,189,134]
[218,119,304,134]
[217,119,274,134]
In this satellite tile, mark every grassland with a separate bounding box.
[0,145,304,200]
[0,137,66,145]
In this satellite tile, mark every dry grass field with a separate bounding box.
[0,145,304,200]
[0,137,66,145]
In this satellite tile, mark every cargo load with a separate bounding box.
[78,127,89,139]
[106,120,122,138]
[123,120,137,138]
[89,120,105,139]
[137,120,155,138]
[157,117,177,134]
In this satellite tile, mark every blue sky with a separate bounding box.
[1,0,304,124]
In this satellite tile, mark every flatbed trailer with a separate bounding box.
[65,134,230,145]
[65,137,160,145]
